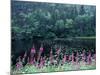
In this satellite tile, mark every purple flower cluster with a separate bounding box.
[15,45,96,69]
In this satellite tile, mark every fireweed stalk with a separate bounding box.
[68,55,72,62]
[71,52,74,64]
[87,50,92,65]
[56,47,61,63]
[76,51,79,64]
[49,49,53,64]
[56,47,61,55]
[82,50,86,62]
[29,45,36,65]
[16,56,23,70]
[62,54,66,64]
[22,51,27,63]
[29,57,34,65]
[39,57,45,68]
[31,48,36,54]
[30,45,36,57]
[37,44,44,66]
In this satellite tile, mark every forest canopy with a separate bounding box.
[11,1,96,40]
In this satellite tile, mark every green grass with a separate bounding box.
[11,61,96,74]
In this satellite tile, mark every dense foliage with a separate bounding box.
[11,1,96,40]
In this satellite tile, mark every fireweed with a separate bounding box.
[82,50,86,62]
[76,51,79,64]
[71,52,74,64]
[49,49,53,64]
[87,51,92,65]
[37,44,44,62]
[13,45,96,73]
[16,56,23,70]
[62,54,66,64]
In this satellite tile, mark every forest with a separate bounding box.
[11,1,96,74]
[12,1,96,39]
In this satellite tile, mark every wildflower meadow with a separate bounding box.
[11,0,96,74]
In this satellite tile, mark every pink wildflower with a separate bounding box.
[72,52,74,63]
[39,57,45,68]
[31,48,36,54]
[87,51,92,65]
[29,58,33,65]
[40,47,44,52]
[76,51,79,64]
[37,45,44,62]
[24,51,27,57]
[16,61,23,70]
[62,55,66,64]
[50,50,53,64]
[16,56,23,70]
[82,50,86,62]
[68,55,71,62]
[56,48,60,55]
